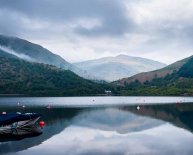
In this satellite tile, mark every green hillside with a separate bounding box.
[0,56,109,96]
[114,56,192,86]
[0,34,92,79]
[178,57,193,78]
[116,56,193,96]
[0,48,193,96]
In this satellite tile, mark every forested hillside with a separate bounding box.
[0,56,109,96]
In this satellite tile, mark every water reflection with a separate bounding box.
[0,129,42,143]
[0,107,81,154]
[1,103,193,155]
[123,103,193,133]
[70,108,164,134]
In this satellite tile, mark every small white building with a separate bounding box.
[105,90,112,95]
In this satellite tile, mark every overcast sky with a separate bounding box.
[0,0,193,64]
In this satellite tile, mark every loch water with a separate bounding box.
[1,97,193,155]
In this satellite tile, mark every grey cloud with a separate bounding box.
[142,24,193,52]
[0,10,22,36]
[0,0,132,37]
[0,0,193,64]
[75,15,133,37]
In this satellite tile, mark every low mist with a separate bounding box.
[0,45,34,62]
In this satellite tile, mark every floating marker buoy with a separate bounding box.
[39,121,45,128]
[137,106,140,111]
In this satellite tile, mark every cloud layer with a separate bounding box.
[0,0,193,63]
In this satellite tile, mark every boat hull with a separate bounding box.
[0,113,41,135]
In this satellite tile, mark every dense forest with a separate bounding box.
[178,57,193,78]
[0,56,113,96]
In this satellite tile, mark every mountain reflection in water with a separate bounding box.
[1,103,193,155]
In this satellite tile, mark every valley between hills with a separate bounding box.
[0,34,193,96]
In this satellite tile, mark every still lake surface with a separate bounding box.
[1,96,193,155]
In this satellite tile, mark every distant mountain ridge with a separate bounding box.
[0,34,92,79]
[74,54,166,81]
[115,55,193,86]
[0,46,193,96]
[0,35,167,82]
[113,55,193,96]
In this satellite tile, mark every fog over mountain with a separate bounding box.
[74,55,166,81]
[0,45,34,62]
[0,34,92,79]
[0,35,167,81]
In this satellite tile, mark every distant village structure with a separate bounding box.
[105,90,112,95]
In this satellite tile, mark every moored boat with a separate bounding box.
[0,112,42,135]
